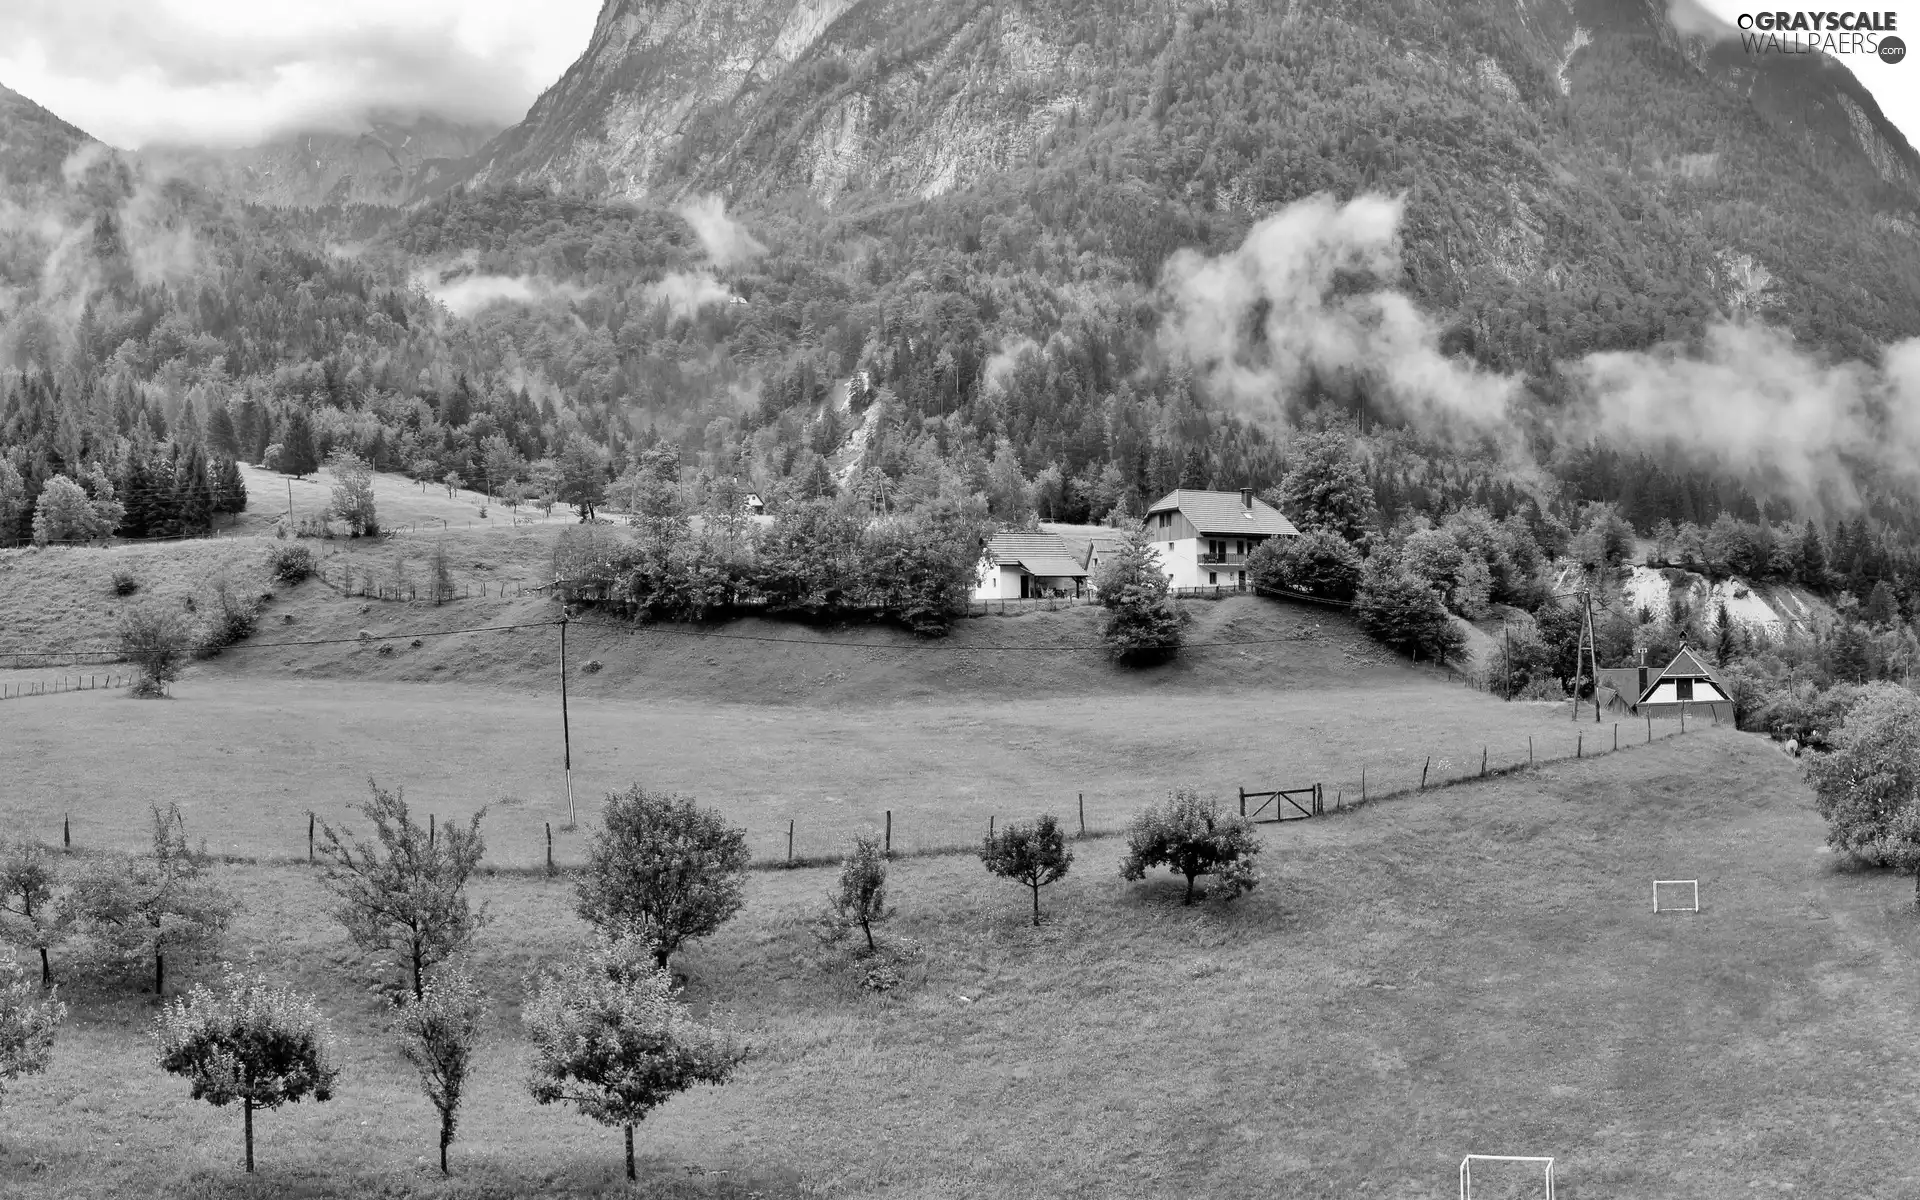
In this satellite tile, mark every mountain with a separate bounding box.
[138,114,500,209]
[0,79,109,202]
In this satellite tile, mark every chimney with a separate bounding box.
[1638,648,1648,696]
[1239,487,1253,510]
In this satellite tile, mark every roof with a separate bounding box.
[1660,646,1717,680]
[986,531,1089,578]
[1038,523,1129,569]
[1145,489,1300,537]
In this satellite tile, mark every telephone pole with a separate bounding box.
[560,610,574,827]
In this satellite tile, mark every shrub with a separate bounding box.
[1806,684,1920,903]
[980,814,1074,926]
[118,605,189,697]
[109,569,139,597]
[1120,789,1262,905]
[0,956,65,1107]
[575,787,750,968]
[0,838,67,986]
[153,965,339,1173]
[195,579,259,658]
[1247,529,1362,601]
[1353,565,1467,664]
[266,543,315,585]
[68,805,234,996]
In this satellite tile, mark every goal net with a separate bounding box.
[1461,1155,1556,1200]
[1652,880,1700,913]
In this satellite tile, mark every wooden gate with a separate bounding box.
[1239,783,1323,823]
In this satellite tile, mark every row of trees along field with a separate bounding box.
[0,785,1262,1179]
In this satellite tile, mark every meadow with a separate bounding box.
[3,730,1913,1199]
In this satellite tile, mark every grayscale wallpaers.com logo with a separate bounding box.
[1735,11,1904,60]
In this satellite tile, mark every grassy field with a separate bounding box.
[232,463,587,536]
[4,730,1915,1198]
[0,669,1668,867]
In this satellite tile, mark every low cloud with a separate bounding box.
[643,271,735,318]
[0,0,598,149]
[415,269,585,319]
[676,194,765,270]
[1157,191,1920,517]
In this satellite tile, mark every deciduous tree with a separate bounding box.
[980,814,1074,926]
[576,788,750,968]
[69,805,234,996]
[821,833,893,952]
[1806,684,1920,904]
[524,932,747,1182]
[153,965,339,1173]
[326,450,378,536]
[316,780,489,999]
[0,956,64,1110]
[394,963,485,1174]
[1120,789,1262,905]
[0,839,67,985]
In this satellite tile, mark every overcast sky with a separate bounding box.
[1689,0,1920,144]
[0,0,600,148]
[0,0,1916,151]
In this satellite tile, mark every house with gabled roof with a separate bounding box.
[1598,645,1736,722]
[973,530,1091,599]
[1143,487,1300,590]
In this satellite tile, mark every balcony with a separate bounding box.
[1197,552,1248,566]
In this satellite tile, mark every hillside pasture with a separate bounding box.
[232,462,585,536]
[4,668,1698,868]
[3,731,1915,1199]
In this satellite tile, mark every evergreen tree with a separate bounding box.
[176,445,213,535]
[213,456,248,515]
[118,451,152,538]
[1797,520,1828,589]
[206,404,239,458]
[280,411,320,479]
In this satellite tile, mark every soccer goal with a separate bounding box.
[1460,1155,1555,1200]
[1652,879,1700,913]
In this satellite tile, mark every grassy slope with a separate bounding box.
[4,731,1914,1199]
[230,463,584,537]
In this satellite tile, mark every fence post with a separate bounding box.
[1647,714,1652,743]
[787,820,794,864]
[1078,793,1085,836]
[1681,709,1686,733]
[1614,723,1619,751]
[989,815,995,841]
[546,822,554,876]
[308,812,315,864]
[1528,736,1533,766]
[1239,787,1246,817]
[1420,757,1430,790]
[63,814,70,852]
[885,810,892,855]
[1361,766,1366,803]
[429,814,435,848]
[1577,733,1583,759]
[1480,746,1487,777]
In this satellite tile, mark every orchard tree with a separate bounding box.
[576,787,751,968]
[152,965,339,1173]
[524,932,747,1182]
[1120,790,1263,905]
[69,805,234,996]
[316,779,489,999]
[0,956,64,1109]
[0,838,67,985]
[821,833,893,952]
[980,814,1074,926]
[394,963,485,1175]
[1806,684,1920,904]
[1093,522,1183,663]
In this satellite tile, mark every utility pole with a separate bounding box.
[560,611,574,828]
[286,478,293,523]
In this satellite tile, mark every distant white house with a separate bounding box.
[974,531,1090,599]
[1142,488,1300,589]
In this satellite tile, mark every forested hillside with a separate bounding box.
[6,0,1920,630]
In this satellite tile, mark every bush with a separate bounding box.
[1353,565,1468,664]
[118,605,189,696]
[1120,789,1262,905]
[1247,529,1362,602]
[575,787,751,968]
[195,579,260,658]
[266,543,315,584]
[109,569,140,597]
[1806,684,1920,902]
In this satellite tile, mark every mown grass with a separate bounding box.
[4,730,1916,1199]
[0,673,1674,867]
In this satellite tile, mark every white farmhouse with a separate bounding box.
[1143,488,1300,589]
[974,531,1091,599]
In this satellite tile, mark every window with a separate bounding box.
[1208,572,1217,585]
[1675,678,1694,701]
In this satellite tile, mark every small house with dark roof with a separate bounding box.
[974,530,1091,599]
[1598,645,1736,722]
[1142,488,1300,589]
